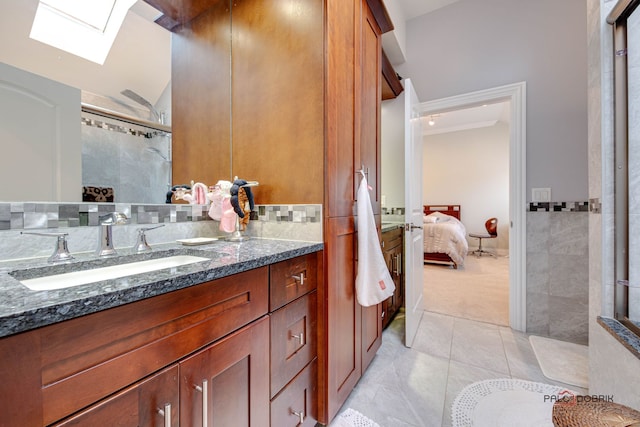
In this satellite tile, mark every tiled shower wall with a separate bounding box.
[526,202,590,345]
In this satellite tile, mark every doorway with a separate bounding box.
[422,104,510,325]
[418,82,527,331]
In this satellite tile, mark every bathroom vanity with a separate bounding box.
[0,239,321,427]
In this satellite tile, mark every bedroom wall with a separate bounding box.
[396,0,588,203]
[423,123,509,252]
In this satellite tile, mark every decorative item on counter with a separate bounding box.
[82,186,114,202]
[166,184,190,203]
[208,180,232,221]
[191,182,208,204]
[226,178,259,241]
[230,178,255,218]
[173,181,208,204]
[237,188,251,230]
[220,197,237,233]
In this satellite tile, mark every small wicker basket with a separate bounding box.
[553,399,640,426]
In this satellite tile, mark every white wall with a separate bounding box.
[423,123,510,251]
[381,95,406,210]
[0,62,81,202]
[398,0,588,202]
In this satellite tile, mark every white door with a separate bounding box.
[404,79,424,347]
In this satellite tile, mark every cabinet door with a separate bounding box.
[326,0,359,217]
[54,365,179,427]
[356,0,382,215]
[321,217,361,423]
[180,317,269,427]
[361,302,382,372]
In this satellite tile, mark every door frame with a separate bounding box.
[418,81,527,332]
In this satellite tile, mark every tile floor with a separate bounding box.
[334,311,589,427]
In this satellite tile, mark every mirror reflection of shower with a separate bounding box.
[81,91,172,204]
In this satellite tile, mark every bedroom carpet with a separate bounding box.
[423,254,509,326]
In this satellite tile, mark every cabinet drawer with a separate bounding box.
[271,359,318,427]
[270,252,318,311]
[40,267,269,425]
[270,291,317,398]
[382,226,403,250]
[53,365,179,427]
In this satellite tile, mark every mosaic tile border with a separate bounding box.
[0,203,322,231]
[590,198,602,214]
[528,201,589,212]
[382,207,405,215]
[81,116,167,139]
[256,205,322,223]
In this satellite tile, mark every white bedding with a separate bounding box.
[423,212,468,266]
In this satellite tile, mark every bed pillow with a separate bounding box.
[424,211,453,223]
[423,214,438,223]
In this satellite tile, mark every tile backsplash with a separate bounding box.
[0,202,322,262]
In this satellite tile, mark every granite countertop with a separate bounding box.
[0,238,323,338]
[381,222,403,233]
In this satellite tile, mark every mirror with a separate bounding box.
[0,0,197,204]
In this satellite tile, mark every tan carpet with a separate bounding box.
[423,255,509,326]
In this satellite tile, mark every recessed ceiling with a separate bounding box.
[422,101,511,136]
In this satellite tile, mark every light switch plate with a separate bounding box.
[532,188,551,202]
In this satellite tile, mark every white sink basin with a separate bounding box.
[18,255,210,291]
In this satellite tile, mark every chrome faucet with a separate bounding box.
[97,212,129,257]
[20,231,74,263]
[133,224,165,253]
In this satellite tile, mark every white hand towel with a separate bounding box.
[356,175,395,307]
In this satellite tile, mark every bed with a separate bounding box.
[423,205,469,269]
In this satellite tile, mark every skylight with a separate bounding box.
[30,0,136,65]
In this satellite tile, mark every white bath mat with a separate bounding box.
[452,378,575,427]
[331,408,381,427]
[529,335,588,389]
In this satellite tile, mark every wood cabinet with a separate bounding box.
[382,226,404,329]
[0,265,273,427]
[0,252,325,426]
[180,317,269,427]
[269,253,320,426]
[150,0,393,423]
[53,365,179,427]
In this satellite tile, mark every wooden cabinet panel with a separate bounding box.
[356,0,382,215]
[171,2,232,186]
[41,267,268,425]
[270,291,317,398]
[180,316,270,427]
[326,0,358,217]
[271,360,318,427]
[270,252,318,311]
[382,227,404,329]
[53,365,179,427]
[232,0,324,205]
[361,303,382,372]
[321,217,361,423]
[0,330,42,427]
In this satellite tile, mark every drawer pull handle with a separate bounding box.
[291,332,305,346]
[292,409,305,425]
[194,380,208,427]
[394,253,402,275]
[158,403,172,427]
[292,273,305,285]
